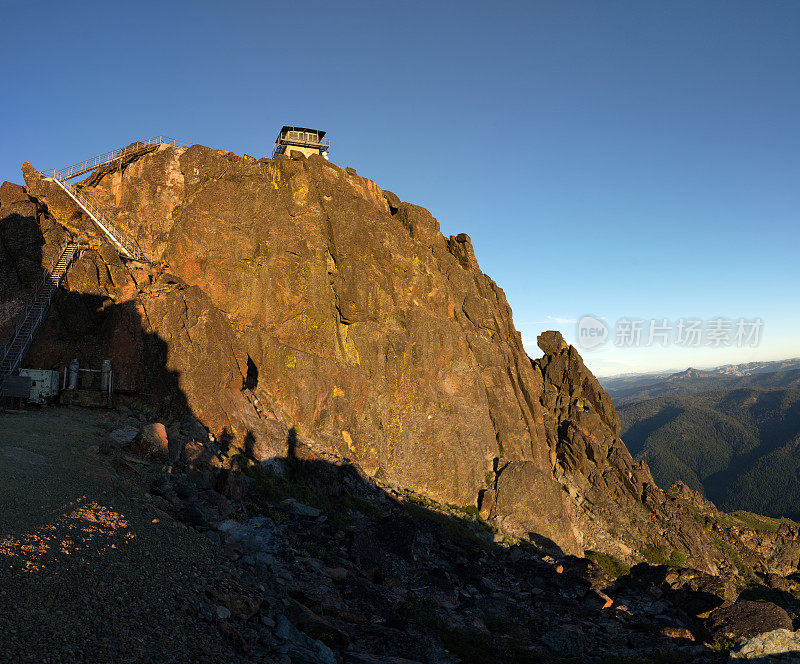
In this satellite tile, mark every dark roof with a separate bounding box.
[278,126,326,140]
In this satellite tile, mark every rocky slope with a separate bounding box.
[2,143,799,581]
[3,406,795,664]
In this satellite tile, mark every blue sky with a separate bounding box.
[2,0,798,376]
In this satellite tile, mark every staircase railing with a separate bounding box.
[0,247,64,363]
[42,136,189,181]
[52,180,145,261]
[0,243,79,378]
[42,135,190,261]
[1,136,189,383]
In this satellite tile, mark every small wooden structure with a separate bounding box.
[271,126,330,159]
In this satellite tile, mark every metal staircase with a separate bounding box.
[0,136,188,391]
[0,242,79,384]
[43,136,188,262]
[51,180,145,261]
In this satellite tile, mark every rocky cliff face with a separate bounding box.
[21,146,576,549]
[0,181,67,335]
[4,144,799,575]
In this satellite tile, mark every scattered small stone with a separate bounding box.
[280,498,322,518]
[660,626,694,641]
[541,625,585,656]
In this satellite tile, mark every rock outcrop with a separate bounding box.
[730,628,800,660]
[2,143,798,575]
[0,180,67,335]
[19,146,575,548]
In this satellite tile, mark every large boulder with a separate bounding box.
[730,628,800,660]
[0,180,44,286]
[490,460,579,554]
[706,600,793,642]
[0,180,68,332]
[128,423,170,461]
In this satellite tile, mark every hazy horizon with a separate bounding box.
[589,354,800,380]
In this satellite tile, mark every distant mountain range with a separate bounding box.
[606,360,800,518]
[600,358,800,405]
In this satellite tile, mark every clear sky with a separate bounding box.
[2,0,798,377]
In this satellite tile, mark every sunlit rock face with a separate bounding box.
[13,144,800,568]
[18,145,581,551]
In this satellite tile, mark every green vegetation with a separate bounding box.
[434,624,540,664]
[244,464,551,560]
[403,501,490,549]
[585,550,631,578]
[640,545,668,565]
[726,510,798,532]
[242,460,386,528]
[446,503,480,518]
[677,498,705,526]
[617,386,800,518]
[604,364,800,405]
[244,461,329,508]
[398,490,547,552]
[668,549,686,566]
[709,531,756,585]
[708,637,736,653]
[638,546,686,567]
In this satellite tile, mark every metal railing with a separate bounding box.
[40,135,190,261]
[0,243,79,379]
[2,136,188,382]
[0,246,66,364]
[55,182,145,261]
[272,135,330,158]
[283,134,331,147]
[42,136,189,181]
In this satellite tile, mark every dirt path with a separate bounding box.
[0,407,241,664]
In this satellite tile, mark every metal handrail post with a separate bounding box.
[0,242,78,377]
[43,136,190,180]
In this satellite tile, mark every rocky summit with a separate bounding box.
[4,143,800,661]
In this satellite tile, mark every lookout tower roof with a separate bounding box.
[278,126,327,139]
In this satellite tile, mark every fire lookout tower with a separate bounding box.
[271,126,330,159]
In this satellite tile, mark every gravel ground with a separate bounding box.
[0,407,243,664]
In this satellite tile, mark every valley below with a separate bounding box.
[611,365,800,519]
